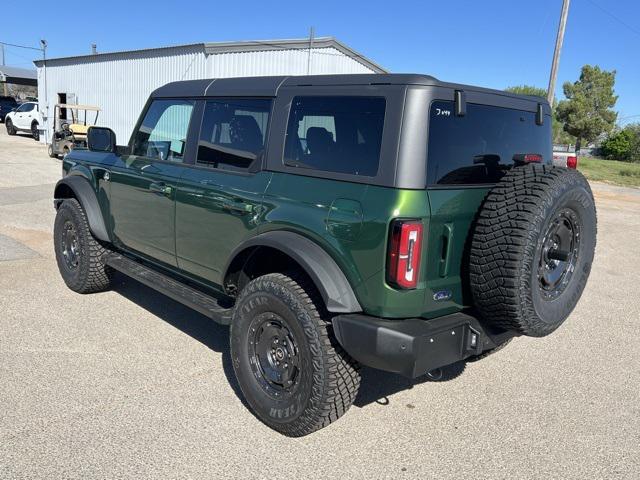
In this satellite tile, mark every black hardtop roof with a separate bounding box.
[151,74,549,106]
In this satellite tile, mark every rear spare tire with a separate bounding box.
[469,164,596,337]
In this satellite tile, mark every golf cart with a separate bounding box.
[48,104,100,158]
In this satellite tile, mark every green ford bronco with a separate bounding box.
[53,74,597,436]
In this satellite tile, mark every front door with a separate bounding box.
[13,102,34,129]
[110,99,196,267]
[175,98,273,286]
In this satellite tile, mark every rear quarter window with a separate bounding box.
[284,96,385,177]
[427,100,552,186]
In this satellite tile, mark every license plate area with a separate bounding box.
[414,323,477,374]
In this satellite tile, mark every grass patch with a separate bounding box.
[577,157,640,188]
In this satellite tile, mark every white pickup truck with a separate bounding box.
[4,101,43,141]
[553,150,578,169]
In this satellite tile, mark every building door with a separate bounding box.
[57,93,67,123]
[109,98,196,267]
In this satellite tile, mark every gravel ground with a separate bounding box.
[1,127,638,479]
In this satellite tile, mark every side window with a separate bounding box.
[196,98,271,171]
[284,96,385,177]
[132,99,195,162]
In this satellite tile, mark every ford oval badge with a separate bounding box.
[433,290,452,301]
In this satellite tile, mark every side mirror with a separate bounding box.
[87,127,116,153]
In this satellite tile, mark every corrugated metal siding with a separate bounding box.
[208,47,373,77]
[37,45,375,144]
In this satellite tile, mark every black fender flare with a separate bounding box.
[225,231,362,313]
[54,176,109,242]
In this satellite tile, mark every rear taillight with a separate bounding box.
[567,155,578,169]
[513,153,543,164]
[387,220,423,289]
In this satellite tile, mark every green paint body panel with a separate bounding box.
[60,150,490,320]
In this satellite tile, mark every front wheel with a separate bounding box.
[48,144,58,158]
[54,198,113,293]
[230,273,361,436]
[6,118,16,135]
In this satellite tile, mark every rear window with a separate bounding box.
[427,100,552,185]
[284,96,385,177]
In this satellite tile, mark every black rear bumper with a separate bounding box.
[332,312,515,378]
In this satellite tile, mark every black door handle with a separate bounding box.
[149,182,172,196]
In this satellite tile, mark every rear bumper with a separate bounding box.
[332,312,516,378]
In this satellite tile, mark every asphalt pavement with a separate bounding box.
[0,127,638,479]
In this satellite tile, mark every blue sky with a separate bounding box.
[3,0,639,122]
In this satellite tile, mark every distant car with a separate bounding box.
[4,101,42,140]
[553,150,578,169]
[0,95,18,123]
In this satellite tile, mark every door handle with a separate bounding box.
[149,182,172,196]
[222,199,252,215]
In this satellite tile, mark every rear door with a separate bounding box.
[109,99,195,267]
[175,98,273,286]
[424,99,552,315]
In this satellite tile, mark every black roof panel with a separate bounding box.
[150,74,549,106]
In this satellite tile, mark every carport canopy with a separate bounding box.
[0,66,37,86]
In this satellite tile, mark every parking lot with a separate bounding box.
[0,127,638,479]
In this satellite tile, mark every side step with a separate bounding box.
[105,253,233,325]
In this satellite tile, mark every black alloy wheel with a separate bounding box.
[248,313,302,399]
[61,220,80,270]
[538,207,581,300]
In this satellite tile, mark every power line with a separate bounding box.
[0,41,43,51]
[586,0,640,38]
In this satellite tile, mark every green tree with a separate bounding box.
[626,124,640,162]
[599,124,640,162]
[505,85,547,98]
[504,85,575,145]
[556,65,618,152]
[600,129,633,160]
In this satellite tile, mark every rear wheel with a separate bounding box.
[470,165,597,337]
[6,118,16,135]
[230,273,360,436]
[53,198,113,293]
[31,121,40,141]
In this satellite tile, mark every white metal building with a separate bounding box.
[33,37,386,144]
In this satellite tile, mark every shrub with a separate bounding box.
[600,124,640,162]
[600,129,633,160]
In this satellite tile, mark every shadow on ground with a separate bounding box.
[112,273,464,410]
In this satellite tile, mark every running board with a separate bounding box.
[105,253,233,325]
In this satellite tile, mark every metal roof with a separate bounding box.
[55,103,101,111]
[0,66,37,86]
[33,37,387,73]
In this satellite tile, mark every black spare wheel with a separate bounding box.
[469,164,596,337]
[230,273,360,437]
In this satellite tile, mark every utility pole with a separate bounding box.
[307,27,314,75]
[40,39,48,144]
[1,44,7,96]
[547,0,571,106]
